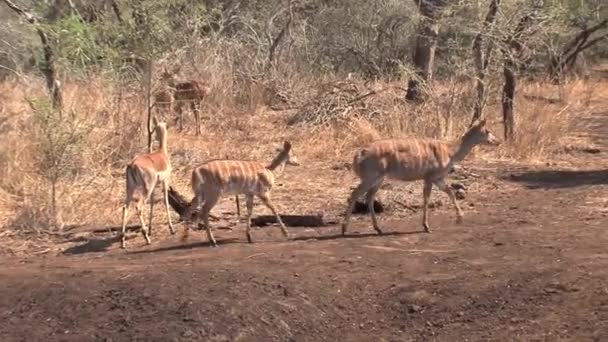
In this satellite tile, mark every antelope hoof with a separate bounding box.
[374,227,383,235]
[281,229,290,239]
[247,233,253,244]
[423,223,431,233]
[341,224,348,236]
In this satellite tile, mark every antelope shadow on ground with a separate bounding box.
[63,235,121,255]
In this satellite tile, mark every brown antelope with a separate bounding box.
[158,66,211,135]
[153,86,174,117]
[120,117,176,248]
[188,141,299,246]
[342,119,500,235]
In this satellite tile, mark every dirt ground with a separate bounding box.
[1,105,607,341]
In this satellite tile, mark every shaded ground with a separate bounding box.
[1,109,607,341]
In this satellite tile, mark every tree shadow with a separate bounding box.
[506,169,608,189]
[62,235,121,255]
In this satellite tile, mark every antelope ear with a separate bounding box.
[283,141,292,151]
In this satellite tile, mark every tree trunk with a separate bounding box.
[51,178,58,229]
[471,0,500,125]
[406,0,451,102]
[145,60,154,152]
[500,2,543,142]
[266,2,293,69]
[406,16,439,102]
[502,58,516,141]
[2,0,63,110]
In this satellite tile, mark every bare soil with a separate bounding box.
[1,110,607,341]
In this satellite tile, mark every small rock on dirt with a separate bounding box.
[582,147,601,154]
[455,189,466,200]
[451,182,467,191]
[543,287,559,294]
[331,162,351,170]
[510,317,524,323]
[182,330,196,338]
[408,304,423,313]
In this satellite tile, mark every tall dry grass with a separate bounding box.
[0,65,602,237]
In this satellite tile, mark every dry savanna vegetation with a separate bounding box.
[0,0,607,339]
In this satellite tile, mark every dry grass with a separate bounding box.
[0,70,604,255]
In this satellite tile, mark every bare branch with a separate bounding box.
[267,1,293,67]
[110,0,124,23]
[1,0,62,110]
[551,20,608,78]
[66,0,84,21]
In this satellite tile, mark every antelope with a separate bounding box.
[120,117,176,248]
[158,66,211,135]
[342,119,500,235]
[188,141,299,246]
[153,86,173,118]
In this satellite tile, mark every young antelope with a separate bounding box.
[159,67,211,135]
[189,141,299,246]
[120,117,175,248]
[342,119,500,235]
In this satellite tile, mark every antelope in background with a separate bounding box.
[342,119,501,235]
[188,141,299,247]
[120,117,176,248]
[155,66,211,135]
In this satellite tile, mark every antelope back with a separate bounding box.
[173,81,206,101]
[195,160,272,195]
[353,139,452,181]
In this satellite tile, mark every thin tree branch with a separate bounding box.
[110,0,124,23]
[1,0,63,110]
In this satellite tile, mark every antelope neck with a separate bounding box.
[266,150,287,171]
[158,128,168,155]
[449,133,478,164]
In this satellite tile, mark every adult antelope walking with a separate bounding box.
[156,66,211,135]
[342,119,500,235]
[189,141,299,246]
[120,117,176,248]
